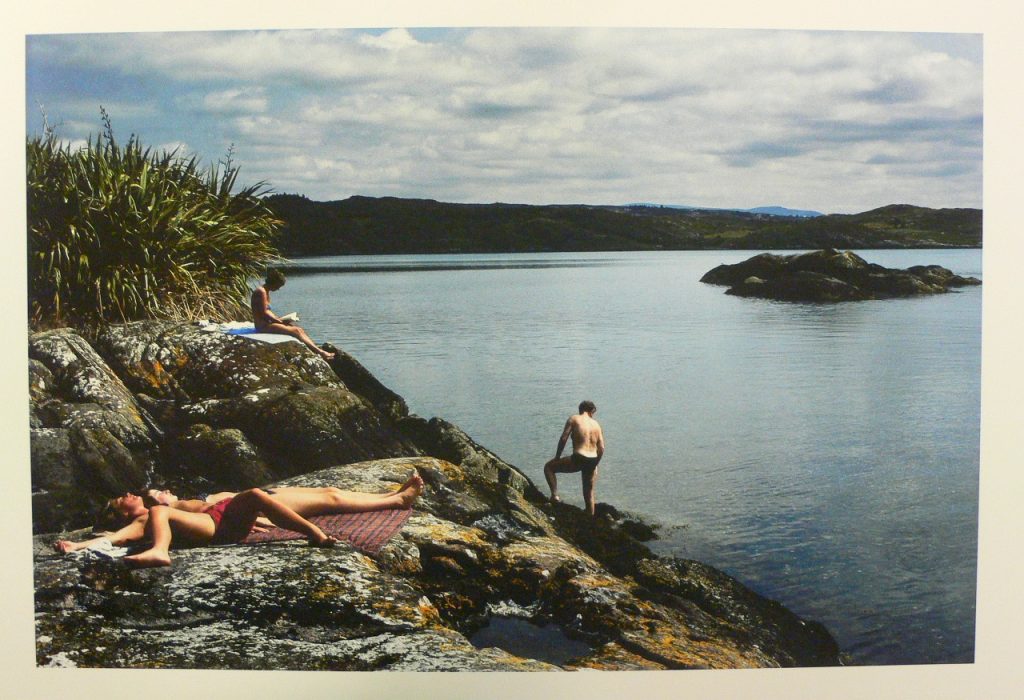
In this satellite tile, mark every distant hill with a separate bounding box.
[747,206,823,218]
[630,203,824,218]
[263,195,981,256]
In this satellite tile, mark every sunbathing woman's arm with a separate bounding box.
[54,517,147,553]
[201,492,272,531]
[204,491,238,504]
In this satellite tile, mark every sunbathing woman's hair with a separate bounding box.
[265,268,286,288]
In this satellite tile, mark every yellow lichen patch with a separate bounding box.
[403,519,490,550]
[566,642,667,671]
[308,578,348,603]
[355,552,379,571]
[422,458,465,477]
[619,620,766,670]
[427,592,477,621]
[501,536,601,573]
[136,358,180,392]
[568,570,627,591]
[372,597,437,628]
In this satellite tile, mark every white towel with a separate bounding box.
[198,320,300,345]
[67,538,129,560]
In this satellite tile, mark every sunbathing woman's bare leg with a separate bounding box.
[269,476,423,517]
[230,488,338,547]
[260,322,335,360]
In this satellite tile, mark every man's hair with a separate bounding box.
[265,268,286,287]
[92,491,157,533]
[93,498,131,533]
[579,400,596,414]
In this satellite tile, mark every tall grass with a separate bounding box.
[27,113,283,329]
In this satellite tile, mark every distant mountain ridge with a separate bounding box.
[629,203,824,218]
[264,194,981,257]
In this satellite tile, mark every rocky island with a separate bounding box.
[700,249,981,302]
[31,322,841,670]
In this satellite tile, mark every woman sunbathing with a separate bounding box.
[252,268,335,361]
[54,475,423,568]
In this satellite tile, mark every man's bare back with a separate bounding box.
[564,412,603,458]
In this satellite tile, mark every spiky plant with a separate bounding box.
[27,112,283,329]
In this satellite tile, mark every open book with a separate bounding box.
[279,312,300,323]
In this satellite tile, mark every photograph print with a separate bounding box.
[26,25,982,672]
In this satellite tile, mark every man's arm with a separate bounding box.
[596,425,605,464]
[555,417,573,458]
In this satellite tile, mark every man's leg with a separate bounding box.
[581,467,599,517]
[544,457,575,503]
[125,507,221,567]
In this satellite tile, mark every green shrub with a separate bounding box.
[27,113,283,329]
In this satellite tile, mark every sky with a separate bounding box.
[25,27,982,215]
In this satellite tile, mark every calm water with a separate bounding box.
[275,249,981,666]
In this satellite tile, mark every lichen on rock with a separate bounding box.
[31,321,843,671]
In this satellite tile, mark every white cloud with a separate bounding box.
[27,27,982,212]
[358,28,421,51]
[201,88,268,114]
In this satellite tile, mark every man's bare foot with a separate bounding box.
[550,495,561,503]
[124,549,171,569]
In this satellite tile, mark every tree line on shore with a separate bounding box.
[265,194,981,257]
[27,118,981,329]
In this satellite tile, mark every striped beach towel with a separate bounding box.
[241,509,413,555]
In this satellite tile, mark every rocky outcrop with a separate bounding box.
[30,321,842,670]
[700,249,981,302]
[29,323,420,531]
[30,330,160,531]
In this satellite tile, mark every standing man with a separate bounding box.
[544,400,605,516]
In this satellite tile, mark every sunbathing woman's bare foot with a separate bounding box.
[397,477,423,508]
[124,548,172,569]
[308,533,338,548]
[319,349,336,361]
[397,473,424,491]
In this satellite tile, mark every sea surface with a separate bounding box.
[275,249,981,666]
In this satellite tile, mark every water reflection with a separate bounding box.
[275,249,980,665]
